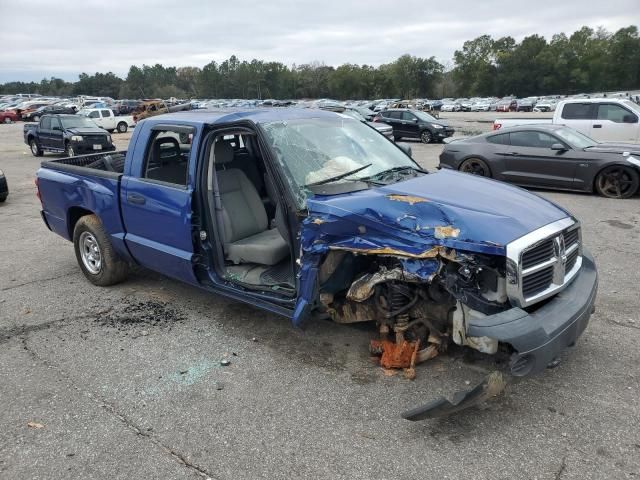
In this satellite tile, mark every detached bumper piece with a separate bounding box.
[402,371,508,420]
[402,249,598,420]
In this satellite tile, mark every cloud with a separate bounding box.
[0,0,636,82]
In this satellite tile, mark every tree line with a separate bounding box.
[1,25,638,100]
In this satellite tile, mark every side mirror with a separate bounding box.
[623,114,638,124]
[551,143,567,151]
[397,142,412,157]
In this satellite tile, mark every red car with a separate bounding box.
[0,110,20,124]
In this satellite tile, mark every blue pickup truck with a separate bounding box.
[36,108,598,419]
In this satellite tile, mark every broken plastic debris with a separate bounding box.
[27,421,45,429]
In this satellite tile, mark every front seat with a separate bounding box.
[214,140,289,266]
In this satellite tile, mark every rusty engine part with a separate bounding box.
[369,281,449,377]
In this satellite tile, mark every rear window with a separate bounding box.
[487,133,509,145]
[561,103,595,120]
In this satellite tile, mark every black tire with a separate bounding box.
[459,157,491,177]
[0,194,7,203]
[66,143,76,157]
[116,122,128,133]
[594,165,639,199]
[420,130,433,144]
[393,135,402,142]
[73,214,129,286]
[4,116,13,124]
[29,139,43,157]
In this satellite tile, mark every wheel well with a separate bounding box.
[67,207,94,239]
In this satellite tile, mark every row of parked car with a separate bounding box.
[0,95,145,124]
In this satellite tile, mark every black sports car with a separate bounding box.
[0,169,8,203]
[439,124,640,199]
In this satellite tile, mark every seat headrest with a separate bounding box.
[214,140,235,165]
[153,136,180,157]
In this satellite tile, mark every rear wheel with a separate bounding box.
[459,158,491,177]
[420,130,433,144]
[117,122,128,133]
[595,165,639,199]
[73,214,129,286]
[29,139,43,157]
[4,116,13,124]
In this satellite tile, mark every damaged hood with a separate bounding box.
[305,169,570,256]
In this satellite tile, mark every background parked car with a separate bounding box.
[0,110,20,124]
[374,108,454,143]
[0,169,8,202]
[440,124,640,198]
[494,98,640,143]
[516,98,536,112]
[77,108,136,133]
[22,104,77,122]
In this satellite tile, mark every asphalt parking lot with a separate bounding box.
[1,112,639,480]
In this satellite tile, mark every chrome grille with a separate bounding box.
[506,218,582,308]
[522,265,555,297]
[522,238,554,269]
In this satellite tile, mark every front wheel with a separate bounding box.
[33,115,40,122]
[595,165,639,199]
[66,144,76,157]
[30,139,43,157]
[116,122,128,133]
[420,130,433,144]
[73,214,129,286]
[393,135,402,142]
[459,157,491,177]
[4,116,13,124]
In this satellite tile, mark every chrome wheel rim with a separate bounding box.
[30,141,38,154]
[4,117,10,124]
[79,231,102,274]
[421,131,432,143]
[67,147,75,157]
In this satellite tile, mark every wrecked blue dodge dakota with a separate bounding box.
[36,108,598,419]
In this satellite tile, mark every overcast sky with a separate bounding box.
[0,0,636,82]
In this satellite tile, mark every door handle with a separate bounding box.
[127,193,146,205]
[593,124,602,128]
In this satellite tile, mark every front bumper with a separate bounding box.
[402,249,597,420]
[72,141,116,154]
[468,248,597,377]
[435,129,454,139]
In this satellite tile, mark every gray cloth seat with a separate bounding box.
[214,140,288,266]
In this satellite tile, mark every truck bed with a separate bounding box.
[42,151,127,176]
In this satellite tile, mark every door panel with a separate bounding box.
[501,131,578,189]
[401,111,419,138]
[592,103,639,142]
[121,126,197,285]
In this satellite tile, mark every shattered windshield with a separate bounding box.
[261,116,418,207]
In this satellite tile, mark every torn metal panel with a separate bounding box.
[345,266,435,302]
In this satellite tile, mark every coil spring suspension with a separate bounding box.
[388,282,417,343]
